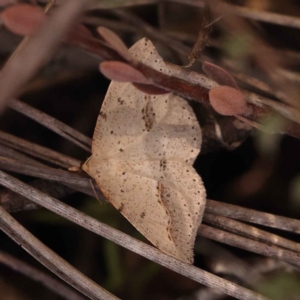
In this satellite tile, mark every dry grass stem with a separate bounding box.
[199,225,300,269]
[0,250,86,300]
[0,156,89,188]
[9,99,91,152]
[0,0,89,112]
[0,205,118,300]
[169,0,300,30]
[204,213,300,253]
[206,200,300,234]
[0,130,82,168]
[0,143,46,167]
[0,179,75,212]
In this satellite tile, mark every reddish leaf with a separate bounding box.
[1,4,46,36]
[209,86,249,116]
[100,61,150,84]
[97,26,130,60]
[203,61,239,89]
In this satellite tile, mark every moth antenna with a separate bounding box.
[90,179,102,204]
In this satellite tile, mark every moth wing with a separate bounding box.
[83,37,206,263]
[85,157,189,262]
[114,159,206,263]
[92,84,201,164]
[91,37,201,163]
[137,92,201,164]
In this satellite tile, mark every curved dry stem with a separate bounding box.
[199,224,300,269]
[0,205,118,300]
[204,213,300,253]
[206,199,300,234]
[0,250,86,300]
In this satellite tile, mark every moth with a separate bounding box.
[83,38,206,264]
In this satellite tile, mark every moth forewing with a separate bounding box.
[83,38,206,263]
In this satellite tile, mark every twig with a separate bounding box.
[203,213,300,253]
[223,3,300,30]
[0,250,86,300]
[206,199,300,234]
[0,156,90,188]
[0,179,75,212]
[199,224,300,269]
[0,0,89,112]
[0,177,98,213]
[0,143,45,167]
[0,170,269,300]
[9,99,91,152]
[0,130,82,169]
[168,0,300,30]
[0,205,118,300]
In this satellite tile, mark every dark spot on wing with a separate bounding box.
[142,99,156,131]
[118,97,124,105]
[159,159,167,171]
[99,111,107,120]
[118,203,124,212]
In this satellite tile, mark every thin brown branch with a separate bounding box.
[0,0,89,112]
[0,130,82,169]
[199,224,300,269]
[206,199,300,234]
[0,170,269,300]
[203,213,300,253]
[9,99,91,152]
[0,205,118,300]
[0,250,86,300]
[65,29,300,139]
